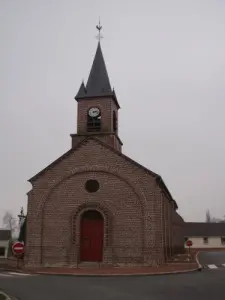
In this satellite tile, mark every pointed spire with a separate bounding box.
[74,22,120,108]
[75,81,86,99]
[112,87,117,98]
[85,42,112,97]
[75,42,113,100]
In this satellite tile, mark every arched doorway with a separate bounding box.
[80,210,104,262]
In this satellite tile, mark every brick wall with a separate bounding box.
[172,210,185,254]
[42,172,143,266]
[25,138,169,268]
[70,133,122,151]
[71,97,122,151]
[162,194,174,261]
[77,98,118,135]
[70,134,85,149]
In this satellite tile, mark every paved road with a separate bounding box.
[0,270,225,300]
[0,252,224,300]
[198,251,225,267]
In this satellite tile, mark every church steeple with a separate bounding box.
[75,27,119,108]
[72,22,122,152]
[85,42,112,97]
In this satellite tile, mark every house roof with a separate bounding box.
[75,42,120,108]
[0,229,11,241]
[184,222,225,237]
[28,136,177,208]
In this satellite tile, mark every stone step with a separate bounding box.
[168,258,194,263]
[78,262,101,268]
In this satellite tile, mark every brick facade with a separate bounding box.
[172,210,185,254]
[26,138,174,268]
[25,40,184,269]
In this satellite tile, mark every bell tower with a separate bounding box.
[70,23,123,152]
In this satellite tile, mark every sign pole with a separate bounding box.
[12,241,25,269]
[186,240,193,261]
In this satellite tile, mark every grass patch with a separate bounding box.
[0,293,6,300]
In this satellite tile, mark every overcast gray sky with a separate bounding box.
[1,0,225,223]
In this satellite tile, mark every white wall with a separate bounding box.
[0,240,10,258]
[184,236,225,248]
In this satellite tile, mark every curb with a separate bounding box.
[0,253,202,277]
[195,251,203,271]
[34,267,200,277]
[0,268,24,273]
[0,291,12,300]
[0,267,200,277]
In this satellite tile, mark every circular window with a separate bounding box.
[85,180,99,193]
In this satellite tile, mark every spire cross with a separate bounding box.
[96,18,103,42]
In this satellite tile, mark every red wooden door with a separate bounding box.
[80,218,104,262]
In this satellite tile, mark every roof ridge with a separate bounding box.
[28,135,158,182]
[28,136,98,182]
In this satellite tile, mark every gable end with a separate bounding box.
[28,136,177,209]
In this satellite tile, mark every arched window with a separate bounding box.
[87,107,101,132]
[113,111,117,132]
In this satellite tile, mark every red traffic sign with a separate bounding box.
[12,241,24,256]
[186,240,193,247]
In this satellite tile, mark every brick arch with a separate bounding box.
[71,202,113,248]
[42,165,147,210]
[40,165,147,263]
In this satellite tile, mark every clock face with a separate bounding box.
[88,107,100,117]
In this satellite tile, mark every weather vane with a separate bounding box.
[96,18,103,42]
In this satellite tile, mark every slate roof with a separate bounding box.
[76,81,86,99]
[184,222,225,237]
[28,136,177,208]
[0,229,11,241]
[75,42,120,108]
[86,42,112,96]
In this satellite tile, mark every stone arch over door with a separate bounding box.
[71,203,113,265]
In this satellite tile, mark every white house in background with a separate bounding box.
[184,222,225,249]
[0,229,11,258]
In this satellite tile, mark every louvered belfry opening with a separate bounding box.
[87,112,101,132]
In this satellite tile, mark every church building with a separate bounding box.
[25,29,184,268]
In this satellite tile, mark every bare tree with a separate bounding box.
[2,211,18,235]
[205,209,211,223]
